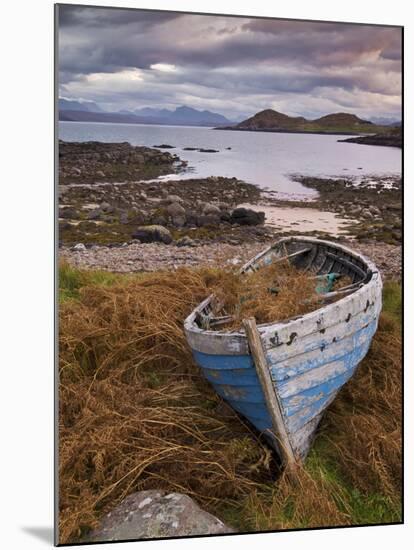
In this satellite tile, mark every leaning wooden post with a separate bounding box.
[243,317,299,470]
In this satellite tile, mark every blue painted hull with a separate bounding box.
[191,317,379,458]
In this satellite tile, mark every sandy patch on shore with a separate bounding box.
[238,203,354,237]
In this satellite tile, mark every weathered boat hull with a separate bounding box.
[184,237,382,460]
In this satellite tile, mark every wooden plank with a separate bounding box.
[325,251,367,279]
[241,245,312,273]
[271,247,312,264]
[243,317,299,468]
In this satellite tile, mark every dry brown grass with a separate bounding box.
[206,262,322,330]
[323,312,402,500]
[58,264,402,542]
[59,267,279,543]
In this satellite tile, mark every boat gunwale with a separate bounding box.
[184,236,381,354]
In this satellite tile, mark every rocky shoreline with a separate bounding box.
[338,127,402,148]
[59,140,188,184]
[59,140,401,278]
[60,239,401,280]
[292,176,402,245]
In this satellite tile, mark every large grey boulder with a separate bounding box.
[85,490,234,542]
[230,207,265,226]
[132,225,173,244]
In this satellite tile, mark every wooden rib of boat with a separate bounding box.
[184,236,382,464]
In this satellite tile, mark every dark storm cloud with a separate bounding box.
[59,5,182,28]
[58,5,402,119]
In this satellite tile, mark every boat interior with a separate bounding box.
[194,238,375,331]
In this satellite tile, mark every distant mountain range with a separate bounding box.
[59,98,104,113]
[217,109,390,135]
[59,99,401,134]
[59,98,233,127]
[368,116,401,127]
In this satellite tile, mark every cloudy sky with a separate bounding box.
[58,5,402,121]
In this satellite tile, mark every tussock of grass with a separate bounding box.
[59,262,119,302]
[58,264,402,543]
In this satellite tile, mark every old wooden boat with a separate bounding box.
[184,236,382,464]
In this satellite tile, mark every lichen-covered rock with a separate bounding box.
[85,490,235,542]
[132,225,173,244]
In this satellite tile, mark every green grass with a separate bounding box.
[303,440,400,525]
[383,281,402,323]
[59,262,120,302]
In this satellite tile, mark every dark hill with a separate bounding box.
[313,112,372,127]
[218,109,386,135]
[237,109,307,130]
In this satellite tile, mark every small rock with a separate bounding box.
[73,243,86,251]
[184,210,198,226]
[101,202,114,213]
[166,202,186,217]
[165,195,184,204]
[172,216,186,227]
[167,202,186,226]
[87,208,102,220]
[176,236,196,247]
[132,225,173,245]
[202,203,221,216]
[369,205,381,216]
[119,211,129,224]
[59,207,80,219]
[362,209,374,220]
[196,214,220,227]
